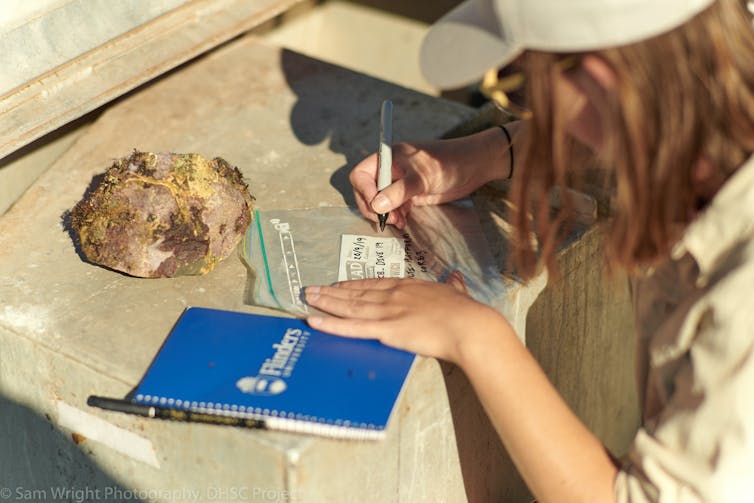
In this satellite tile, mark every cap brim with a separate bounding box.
[420,0,522,90]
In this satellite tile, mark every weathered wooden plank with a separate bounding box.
[0,0,303,160]
[0,0,189,95]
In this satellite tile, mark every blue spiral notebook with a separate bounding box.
[132,307,416,440]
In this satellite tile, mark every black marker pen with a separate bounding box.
[87,395,264,429]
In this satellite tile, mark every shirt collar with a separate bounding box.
[671,154,754,282]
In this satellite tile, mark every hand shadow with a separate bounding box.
[280,48,439,208]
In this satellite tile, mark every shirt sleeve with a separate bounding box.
[614,282,754,502]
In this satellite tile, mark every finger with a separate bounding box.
[353,189,379,223]
[393,201,412,229]
[331,278,406,290]
[354,189,406,227]
[306,284,384,302]
[307,289,401,320]
[305,282,401,307]
[370,174,425,215]
[350,155,380,200]
[350,155,381,221]
[368,200,410,229]
[445,270,469,295]
[374,202,409,228]
[351,161,410,226]
[307,315,384,340]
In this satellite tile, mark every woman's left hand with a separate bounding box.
[304,273,513,364]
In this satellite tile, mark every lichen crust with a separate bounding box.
[71,151,253,278]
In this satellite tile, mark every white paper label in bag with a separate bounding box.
[338,234,405,281]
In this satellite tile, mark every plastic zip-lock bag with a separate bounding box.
[241,204,510,318]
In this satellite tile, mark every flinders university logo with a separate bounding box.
[236,375,287,396]
[236,327,308,396]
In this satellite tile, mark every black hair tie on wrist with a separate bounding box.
[498,124,514,180]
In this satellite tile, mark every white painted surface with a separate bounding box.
[0,0,188,95]
[56,400,160,468]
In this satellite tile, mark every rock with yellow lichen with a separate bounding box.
[70,151,253,278]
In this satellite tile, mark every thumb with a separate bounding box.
[370,173,425,214]
[445,270,469,295]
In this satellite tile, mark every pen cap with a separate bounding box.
[87,395,154,417]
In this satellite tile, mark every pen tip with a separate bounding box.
[378,214,387,232]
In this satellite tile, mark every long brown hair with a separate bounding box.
[511,0,754,278]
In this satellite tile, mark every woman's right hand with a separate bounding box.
[350,123,522,228]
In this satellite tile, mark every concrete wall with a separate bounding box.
[527,229,640,459]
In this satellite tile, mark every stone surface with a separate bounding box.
[70,151,253,278]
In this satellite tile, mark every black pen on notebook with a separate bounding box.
[376,99,393,232]
[87,395,264,429]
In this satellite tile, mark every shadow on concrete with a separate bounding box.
[279,48,376,208]
[0,394,142,500]
[279,47,465,208]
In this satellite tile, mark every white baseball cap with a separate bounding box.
[420,0,716,89]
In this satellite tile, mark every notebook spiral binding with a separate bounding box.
[135,393,386,440]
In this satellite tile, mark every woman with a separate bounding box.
[305,0,754,501]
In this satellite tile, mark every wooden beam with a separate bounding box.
[0,0,303,160]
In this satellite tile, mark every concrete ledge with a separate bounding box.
[0,0,304,160]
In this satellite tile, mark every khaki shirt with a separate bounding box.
[614,155,754,501]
